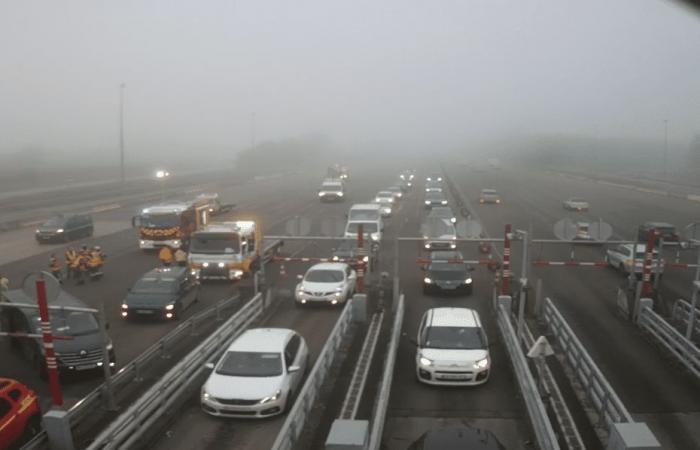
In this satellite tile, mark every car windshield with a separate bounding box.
[43,216,67,227]
[431,251,463,260]
[423,326,485,350]
[429,207,453,218]
[43,312,99,337]
[377,192,392,198]
[140,213,179,228]
[305,269,344,283]
[346,222,378,233]
[349,209,379,220]
[423,218,455,237]
[216,351,283,377]
[133,278,179,294]
[482,190,498,195]
[426,192,445,200]
[428,263,468,279]
[190,233,240,254]
[322,183,342,190]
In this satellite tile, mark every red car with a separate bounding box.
[0,378,41,450]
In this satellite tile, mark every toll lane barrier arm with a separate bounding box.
[496,301,560,450]
[270,298,355,450]
[368,295,404,450]
[86,293,264,450]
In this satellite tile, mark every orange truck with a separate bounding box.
[133,200,210,250]
[0,378,41,450]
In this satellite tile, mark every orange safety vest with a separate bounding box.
[159,247,174,263]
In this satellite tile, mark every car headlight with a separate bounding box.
[441,200,448,205]
[121,304,128,310]
[259,389,282,404]
[202,262,210,268]
[218,262,225,268]
[201,389,211,401]
[451,218,457,224]
[338,192,344,197]
[332,255,339,261]
[375,198,381,202]
[371,233,379,241]
[56,229,64,233]
[173,240,181,247]
[106,342,114,351]
[165,304,175,311]
[419,356,433,366]
[363,256,369,263]
[318,192,324,197]
[35,229,40,234]
[424,277,432,284]
[474,357,489,369]
[424,200,430,205]
[464,278,473,284]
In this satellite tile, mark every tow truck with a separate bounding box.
[188,220,283,281]
[133,200,210,250]
[0,378,41,450]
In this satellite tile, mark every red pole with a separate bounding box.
[36,278,63,407]
[356,224,365,293]
[641,228,656,297]
[501,224,511,295]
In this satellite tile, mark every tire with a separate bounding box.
[174,303,183,320]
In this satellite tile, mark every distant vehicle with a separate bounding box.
[345,204,383,242]
[347,203,382,222]
[133,201,210,250]
[420,250,464,270]
[332,238,378,272]
[295,262,356,306]
[606,244,665,276]
[424,192,448,209]
[387,186,404,199]
[414,307,490,386]
[121,267,199,320]
[188,221,263,281]
[200,328,309,418]
[479,189,501,204]
[1,289,115,378]
[35,214,93,243]
[573,222,595,241]
[400,170,415,182]
[344,220,381,243]
[318,179,345,202]
[426,174,443,182]
[637,222,679,243]
[428,206,457,224]
[195,193,224,214]
[0,378,42,450]
[373,191,395,217]
[425,180,443,193]
[339,166,349,180]
[422,217,457,250]
[407,425,506,450]
[397,178,412,191]
[563,197,590,211]
[423,262,473,295]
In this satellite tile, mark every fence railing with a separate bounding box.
[672,299,700,339]
[543,297,633,430]
[638,301,700,380]
[367,294,404,450]
[271,298,356,450]
[86,292,264,450]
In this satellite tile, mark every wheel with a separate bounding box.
[22,415,42,442]
[174,303,183,320]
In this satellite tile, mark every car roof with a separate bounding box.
[481,189,498,193]
[350,203,380,210]
[228,328,295,352]
[430,250,464,260]
[377,191,393,195]
[620,244,659,252]
[426,307,480,328]
[307,262,349,271]
[141,266,188,281]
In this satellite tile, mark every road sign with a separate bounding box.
[22,271,60,303]
[527,335,554,358]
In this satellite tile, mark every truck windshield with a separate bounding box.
[346,222,378,234]
[42,312,99,337]
[190,233,240,254]
[141,213,179,228]
[349,210,378,220]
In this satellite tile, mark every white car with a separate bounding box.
[201,328,308,418]
[373,191,394,217]
[428,206,457,224]
[606,244,665,276]
[344,220,381,242]
[318,179,345,202]
[563,197,589,211]
[422,217,457,250]
[415,307,490,386]
[295,262,357,306]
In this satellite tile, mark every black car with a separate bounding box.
[122,267,199,320]
[637,222,679,242]
[424,192,448,209]
[423,262,473,295]
[332,239,378,271]
[1,289,115,378]
[35,214,93,243]
[408,426,506,450]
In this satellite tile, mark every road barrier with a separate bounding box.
[672,299,700,339]
[86,292,264,450]
[543,298,634,430]
[271,297,357,450]
[638,300,700,379]
[367,294,404,450]
[496,296,560,450]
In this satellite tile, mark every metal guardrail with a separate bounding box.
[271,298,356,450]
[497,300,560,450]
[672,299,700,338]
[639,303,700,379]
[86,292,264,450]
[543,297,633,428]
[368,294,404,450]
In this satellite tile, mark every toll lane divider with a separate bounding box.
[86,292,264,450]
[367,294,404,450]
[496,296,560,450]
[271,297,357,450]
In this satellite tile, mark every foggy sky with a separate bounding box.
[1,0,699,162]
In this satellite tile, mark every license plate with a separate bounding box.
[439,373,468,380]
[76,364,97,371]
[136,310,155,315]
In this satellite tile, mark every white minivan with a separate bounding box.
[344,204,383,242]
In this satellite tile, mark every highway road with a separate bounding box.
[445,166,700,450]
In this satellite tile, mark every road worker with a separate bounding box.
[159,246,174,267]
[174,246,187,267]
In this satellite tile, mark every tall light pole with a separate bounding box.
[119,83,126,183]
[251,112,256,150]
[663,119,668,187]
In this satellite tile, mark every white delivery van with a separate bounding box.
[344,204,383,242]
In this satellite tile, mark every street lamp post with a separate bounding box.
[120,83,126,183]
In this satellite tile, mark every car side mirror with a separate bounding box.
[204,362,215,370]
[288,365,300,373]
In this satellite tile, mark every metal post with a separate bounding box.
[653,237,663,290]
[393,237,400,311]
[517,231,529,340]
[501,224,511,295]
[685,248,700,339]
[535,278,544,319]
[119,83,126,184]
[98,303,117,410]
[36,278,63,407]
[253,271,259,295]
[356,224,365,293]
[641,229,656,297]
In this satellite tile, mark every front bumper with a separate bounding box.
[190,266,244,281]
[121,306,174,320]
[201,396,285,418]
[57,349,116,373]
[424,241,457,250]
[139,239,181,250]
[416,364,489,386]
[295,291,346,305]
[423,282,472,295]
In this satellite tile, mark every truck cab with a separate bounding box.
[134,201,210,250]
[188,221,261,281]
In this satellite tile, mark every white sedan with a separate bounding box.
[295,262,357,306]
[201,328,308,418]
[563,197,590,211]
[606,244,664,276]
